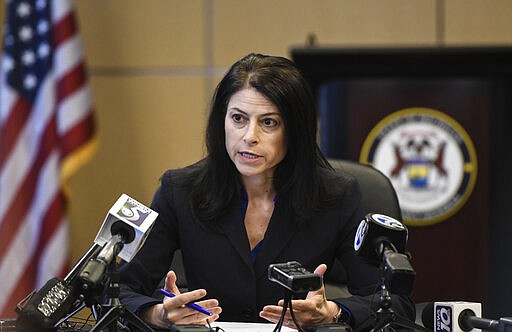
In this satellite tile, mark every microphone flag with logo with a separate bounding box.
[93,193,158,262]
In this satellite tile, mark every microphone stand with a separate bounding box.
[90,259,154,332]
[370,276,428,331]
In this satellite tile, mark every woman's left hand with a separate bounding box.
[259,264,340,329]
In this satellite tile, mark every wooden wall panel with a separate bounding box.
[75,0,206,67]
[213,0,436,66]
[445,0,512,45]
[68,76,207,257]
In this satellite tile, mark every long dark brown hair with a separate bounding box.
[189,53,334,224]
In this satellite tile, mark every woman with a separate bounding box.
[119,53,415,330]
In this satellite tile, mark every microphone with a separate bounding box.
[16,194,158,330]
[354,213,408,260]
[422,301,512,332]
[92,193,158,262]
[421,301,505,331]
[73,221,136,304]
[64,243,103,283]
[15,243,103,332]
[459,310,499,331]
[73,194,158,303]
[353,213,415,295]
[15,278,76,332]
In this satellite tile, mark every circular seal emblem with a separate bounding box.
[359,108,477,226]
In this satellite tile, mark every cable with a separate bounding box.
[288,296,306,332]
[272,297,288,332]
[272,291,307,332]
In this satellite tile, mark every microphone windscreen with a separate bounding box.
[110,219,136,243]
[421,302,434,329]
[354,213,408,262]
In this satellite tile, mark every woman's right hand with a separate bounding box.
[141,270,222,328]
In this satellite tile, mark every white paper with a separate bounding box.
[210,322,295,332]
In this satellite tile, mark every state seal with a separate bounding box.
[359,108,477,226]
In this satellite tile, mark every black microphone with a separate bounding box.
[15,244,102,332]
[15,278,76,332]
[64,243,103,283]
[421,301,510,332]
[73,220,136,304]
[354,213,408,259]
[459,310,499,331]
[353,213,415,295]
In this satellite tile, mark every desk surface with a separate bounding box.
[0,320,295,332]
[212,322,294,332]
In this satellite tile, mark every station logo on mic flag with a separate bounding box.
[117,197,152,227]
[360,107,477,227]
[435,304,454,332]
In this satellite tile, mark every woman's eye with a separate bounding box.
[232,114,244,123]
[262,118,278,127]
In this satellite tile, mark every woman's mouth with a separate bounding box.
[239,152,261,160]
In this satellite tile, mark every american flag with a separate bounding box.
[0,0,96,318]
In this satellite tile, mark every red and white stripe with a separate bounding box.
[0,0,96,318]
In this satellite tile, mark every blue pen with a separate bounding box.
[159,288,213,316]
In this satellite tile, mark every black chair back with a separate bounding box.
[323,159,402,296]
[327,159,402,220]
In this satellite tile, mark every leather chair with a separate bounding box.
[323,159,402,297]
[327,159,401,221]
[169,159,402,296]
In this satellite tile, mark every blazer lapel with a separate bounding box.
[253,200,298,279]
[220,195,254,271]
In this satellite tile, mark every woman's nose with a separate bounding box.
[243,122,259,145]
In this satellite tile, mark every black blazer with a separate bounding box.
[119,163,415,330]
